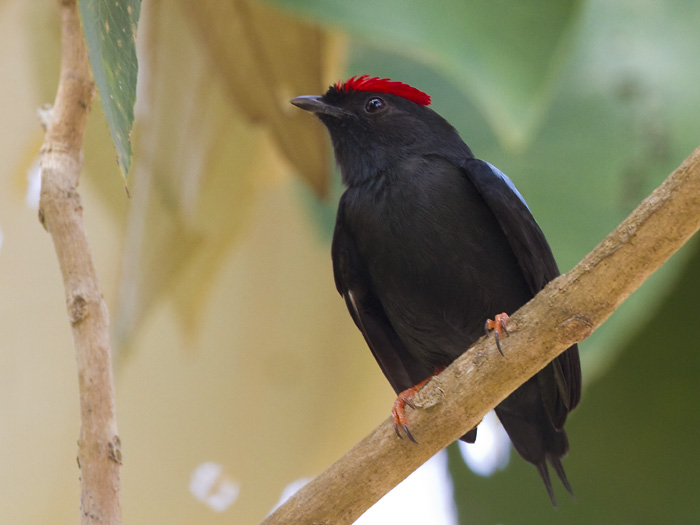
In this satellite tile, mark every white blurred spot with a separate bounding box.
[458,411,511,477]
[37,104,53,131]
[271,455,457,524]
[26,158,41,210]
[356,452,457,525]
[270,477,313,514]
[189,462,240,512]
[270,421,509,522]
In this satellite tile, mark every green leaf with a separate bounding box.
[78,0,141,180]
[267,0,584,148]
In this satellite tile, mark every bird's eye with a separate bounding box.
[364,97,386,113]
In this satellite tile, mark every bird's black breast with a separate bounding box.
[339,155,532,368]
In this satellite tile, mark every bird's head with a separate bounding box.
[291,75,467,186]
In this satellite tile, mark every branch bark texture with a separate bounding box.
[262,146,700,525]
[39,1,121,523]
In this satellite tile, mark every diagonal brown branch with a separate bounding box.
[38,1,121,523]
[262,146,700,525]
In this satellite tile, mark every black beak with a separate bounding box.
[290,95,346,118]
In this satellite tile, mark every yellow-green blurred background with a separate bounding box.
[2,0,700,523]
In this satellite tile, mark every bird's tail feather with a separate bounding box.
[549,455,574,498]
[536,462,557,507]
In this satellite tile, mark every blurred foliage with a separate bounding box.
[3,0,700,523]
[266,0,585,149]
[111,0,339,352]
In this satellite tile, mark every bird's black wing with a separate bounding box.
[461,158,581,423]
[331,195,433,395]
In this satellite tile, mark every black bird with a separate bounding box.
[291,75,581,505]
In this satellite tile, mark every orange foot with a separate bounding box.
[485,312,510,356]
[391,369,443,444]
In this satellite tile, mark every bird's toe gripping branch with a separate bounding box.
[391,369,444,444]
[485,312,510,356]
[392,389,419,444]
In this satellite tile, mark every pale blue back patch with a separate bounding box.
[485,161,530,211]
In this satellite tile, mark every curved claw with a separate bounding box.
[403,424,418,445]
[390,372,442,444]
[494,331,503,356]
[394,421,403,440]
[403,397,416,410]
[392,395,418,444]
[485,312,510,356]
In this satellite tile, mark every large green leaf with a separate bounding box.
[266,0,584,148]
[78,0,141,179]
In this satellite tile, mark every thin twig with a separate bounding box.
[38,1,122,523]
[262,146,700,525]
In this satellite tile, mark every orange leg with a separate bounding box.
[485,312,510,356]
[391,368,444,444]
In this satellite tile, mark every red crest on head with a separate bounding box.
[334,75,431,106]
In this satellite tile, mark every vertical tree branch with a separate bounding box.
[38,1,121,523]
